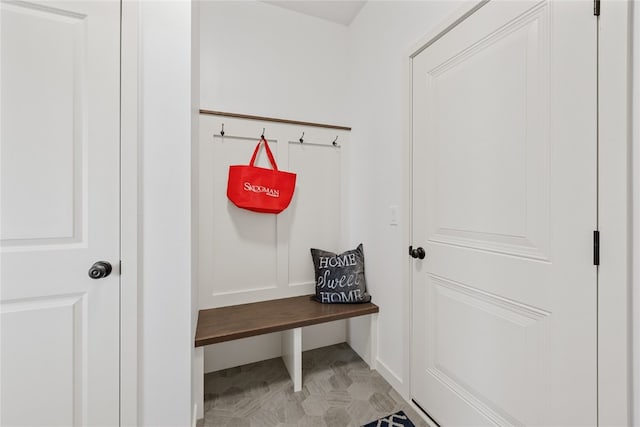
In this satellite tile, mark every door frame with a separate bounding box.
[121,1,140,425]
[596,1,632,424]
[403,1,633,425]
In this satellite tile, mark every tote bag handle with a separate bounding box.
[249,138,279,171]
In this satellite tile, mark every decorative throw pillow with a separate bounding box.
[310,244,371,304]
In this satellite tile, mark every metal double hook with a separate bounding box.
[299,132,338,146]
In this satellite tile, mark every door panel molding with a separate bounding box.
[1,0,88,247]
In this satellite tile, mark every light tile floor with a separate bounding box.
[203,343,427,427]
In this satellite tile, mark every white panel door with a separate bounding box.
[411,1,597,425]
[1,1,120,425]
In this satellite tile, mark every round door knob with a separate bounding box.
[88,261,112,279]
[409,246,426,260]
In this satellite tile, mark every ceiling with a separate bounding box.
[262,1,367,26]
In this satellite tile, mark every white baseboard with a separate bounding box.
[375,357,437,427]
[375,357,404,395]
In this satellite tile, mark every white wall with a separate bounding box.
[346,1,462,394]
[200,0,349,126]
[140,2,195,426]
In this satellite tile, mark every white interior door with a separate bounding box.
[411,1,597,425]
[1,1,121,425]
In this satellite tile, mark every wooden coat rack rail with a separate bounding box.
[200,109,352,131]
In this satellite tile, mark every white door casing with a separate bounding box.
[1,1,121,425]
[411,1,597,425]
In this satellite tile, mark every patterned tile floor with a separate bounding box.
[203,343,428,427]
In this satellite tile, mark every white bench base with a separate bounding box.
[194,313,378,420]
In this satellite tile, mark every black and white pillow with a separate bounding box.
[310,244,371,304]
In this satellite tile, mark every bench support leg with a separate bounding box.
[195,347,204,421]
[369,313,378,370]
[282,328,302,392]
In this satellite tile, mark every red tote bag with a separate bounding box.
[227,138,296,214]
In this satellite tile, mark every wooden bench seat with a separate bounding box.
[195,294,379,347]
[194,294,379,397]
